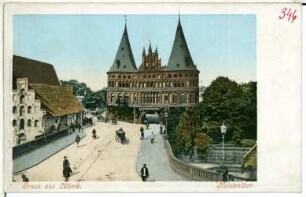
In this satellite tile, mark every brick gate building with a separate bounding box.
[106,18,199,121]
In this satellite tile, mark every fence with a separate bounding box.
[13,127,70,159]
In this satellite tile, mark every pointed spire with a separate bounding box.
[155,46,158,56]
[108,18,137,73]
[142,47,146,57]
[167,16,197,71]
[123,15,128,35]
[148,40,152,53]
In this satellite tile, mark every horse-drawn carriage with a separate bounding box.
[115,128,126,144]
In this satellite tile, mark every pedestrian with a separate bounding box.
[160,125,163,134]
[63,156,69,168]
[63,156,73,182]
[146,122,149,129]
[63,165,73,182]
[140,127,144,140]
[21,174,29,182]
[151,132,154,144]
[75,134,81,147]
[140,164,149,182]
[92,128,97,139]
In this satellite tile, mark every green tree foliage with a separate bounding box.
[60,79,107,110]
[60,79,92,96]
[175,76,256,152]
[108,106,134,123]
[176,110,211,153]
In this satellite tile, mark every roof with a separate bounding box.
[108,24,137,73]
[30,83,83,117]
[13,55,61,89]
[166,19,198,71]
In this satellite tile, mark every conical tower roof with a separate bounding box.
[108,23,137,73]
[167,18,197,71]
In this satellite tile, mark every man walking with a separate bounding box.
[63,156,72,182]
[151,132,154,144]
[140,127,144,140]
[92,128,97,139]
[140,164,149,182]
[160,124,163,134]
[75,133,81,147]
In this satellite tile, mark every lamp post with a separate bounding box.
[165,112,168,136]
[220,122,227,160]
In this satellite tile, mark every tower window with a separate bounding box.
[116,60,121,68]
[177,64,180,67]
[123,65,126,68]
[121,47,124,50]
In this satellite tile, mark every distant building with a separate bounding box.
[12,55,83,146]
[106,18,200,112]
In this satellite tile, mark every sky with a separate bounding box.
[13,14,256,91]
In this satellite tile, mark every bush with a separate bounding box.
[240,139,256,147]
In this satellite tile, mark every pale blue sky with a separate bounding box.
[14,15,256,91]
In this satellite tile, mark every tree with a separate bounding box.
[196,77,257,144]
[176,110,212,153]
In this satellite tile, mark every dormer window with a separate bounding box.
[116,60,121,68]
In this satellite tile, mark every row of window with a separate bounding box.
[110,93,198,104]
[12,119,39,127]
[108,80,198,88]
[13,106,39,116]
[109,73,197,79]
[13,94,33,103]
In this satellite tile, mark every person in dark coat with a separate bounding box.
[140,164,149,182]
[160,125,163,134]
[92,128,97,139]
[63,156,72,181]
[63,165,73,182]
[21,174,29,182]
[140,127,144,140]
[75,134,81,147]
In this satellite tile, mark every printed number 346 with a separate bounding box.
[279,7,297,23]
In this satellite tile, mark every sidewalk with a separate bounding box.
[136,124,185,181]
[13,130,87,174]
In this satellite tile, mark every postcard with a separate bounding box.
[0,0,303,195]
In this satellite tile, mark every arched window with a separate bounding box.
[27,119,31,127]
[13,119,17,126]
[19,119,25,130]
[19,106,25,116]
[20,95,25,103]
[27,106,32,114]
[13,106,17,114]
[34,120,39,127]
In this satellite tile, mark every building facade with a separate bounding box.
[12,55,84,146]
[107,18,200,110]
[12,78,45,145]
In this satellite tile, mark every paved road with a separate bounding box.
[14,121,142,182]
[136,124,185,181]
[13,130,86,173]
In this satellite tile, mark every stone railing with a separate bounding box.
[164,139,222,181]
[243,144,257,168]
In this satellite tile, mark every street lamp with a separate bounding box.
[220,122,227,160]
[165,112,168,136]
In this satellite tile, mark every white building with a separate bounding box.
[12,78,44,145]
[12,55,84,146]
